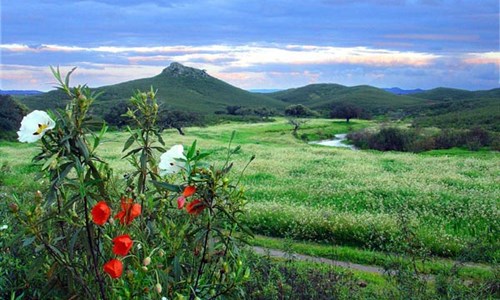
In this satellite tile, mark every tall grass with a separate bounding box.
[1,118,498,262]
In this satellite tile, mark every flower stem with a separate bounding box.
[84,196,107,300]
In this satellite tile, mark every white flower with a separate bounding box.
[159,144,186,175]
[17,110,56,143]
[0,225,8,231]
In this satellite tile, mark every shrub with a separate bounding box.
[285,104,318,117]
[4,68,253,299]
[0,95,27,141]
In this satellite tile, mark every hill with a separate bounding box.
[19,63,286,114]
[0,90,43,96]
[411,87,500,131]
[383,87,425,95]
[267,83,429,114]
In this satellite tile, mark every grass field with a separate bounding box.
[1,118,499,265]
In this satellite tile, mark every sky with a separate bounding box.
[1,0,499,91]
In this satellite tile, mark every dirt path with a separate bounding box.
[252,246,386,274]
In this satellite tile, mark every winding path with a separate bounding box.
[252,246,386,275]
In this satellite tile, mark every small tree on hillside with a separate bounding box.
[285,104,317,117]
[158,109,204,135]
[330,103,362,123]
[288,118,307,137]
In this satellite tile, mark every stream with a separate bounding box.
[309,133,357,150]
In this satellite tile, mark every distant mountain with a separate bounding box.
[410,87,500,101]
[249,89,283,93]
[19,62,286,114]
[17,64,499,131]
[383,87,425,95]
[267,83,428,114]
[0,90,43,96]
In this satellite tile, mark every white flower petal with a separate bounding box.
[17,110,56,143]
[159,144,186,175]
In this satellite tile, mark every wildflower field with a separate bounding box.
[1,108,499,298]
[3,118,498,260]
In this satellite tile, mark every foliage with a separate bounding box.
[348,126,499,152]
[0,95,27,141]
[243,252,363,300]
[1,116,498,297]
[157,109,205,135]
[2,69,253,299]
[329,103,366,123]
[284,104,318,117]
[269,83,425,115]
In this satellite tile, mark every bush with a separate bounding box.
[0,95,27,141]
[285,104,318,117]
[3,68,253,299]
[349,126,497,153]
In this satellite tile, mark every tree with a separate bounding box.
[330,103,362,123]
[285,104,317,117]
[102,101,131,128]
[158,109,204,135]
[288,118,307,137]
[0,95,27,140]
[226,105,242,115]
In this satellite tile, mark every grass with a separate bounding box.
[1,118,499,264]
[250,235,495,281]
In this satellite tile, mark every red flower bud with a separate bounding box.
[91,201,111,226]
[177,196,186,209]
[112,234,133,256]
[182,186,196,197]
[103,259,123,279]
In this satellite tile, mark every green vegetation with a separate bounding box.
[251,235,495,280]
[18,63,285,116]
[268,83,426,114]
[2,100,498,297]
[0,95,27,141]
[348,126,500,152]
[411,87,500,131]
[2,119,498,262]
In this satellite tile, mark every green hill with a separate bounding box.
[19,62,286,114]
[411,87,500,102]
[411,88,500,131]
[267,83,428,114]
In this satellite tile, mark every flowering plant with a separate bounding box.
[9,68,252,299]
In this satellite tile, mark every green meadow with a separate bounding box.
[2,118,498,264]
[0,118,500,296]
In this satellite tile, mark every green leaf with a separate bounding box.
[187,140,197,159]
[22,236,36,247]
[151,180,182,193]
[122,147,142,159]
[42,153,58,171]
[123,133,137,152]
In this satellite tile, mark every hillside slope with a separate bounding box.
[267,83,428,114]
[411,88,500,131]
[20,63,286,114]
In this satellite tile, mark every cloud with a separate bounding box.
[463,52,500,66]
[1,43,440,68]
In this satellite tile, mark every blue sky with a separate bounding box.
[1,0,499,91]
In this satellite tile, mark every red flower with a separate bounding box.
[186,199,206,215]
[103,259,123,279]
[183,186,196,197]
[177,196,186,209]
[112,234,133,256]
[114,197,141,225]
[91,201,111,226]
